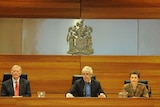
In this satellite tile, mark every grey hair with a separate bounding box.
[82,66,93,74]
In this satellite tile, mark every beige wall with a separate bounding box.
[0,18,22,54]
[1,18,160,55]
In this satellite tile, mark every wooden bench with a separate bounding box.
[0,97,160,107]
[81,56,160,96]
[0,55,160,97]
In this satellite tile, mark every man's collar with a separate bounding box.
[12,77,20,82]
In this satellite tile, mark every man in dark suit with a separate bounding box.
[66,66,106,98]
[1,65,31,97]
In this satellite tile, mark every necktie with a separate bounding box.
[85,83,91,97]
[14,81,19,96]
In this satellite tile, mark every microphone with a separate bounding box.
[83,84,86,97]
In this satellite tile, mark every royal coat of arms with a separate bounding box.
[67,20,94,55]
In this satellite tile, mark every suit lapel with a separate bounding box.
[80,79,85,96]
[19,78,23,95]
[8,79,14,96]
[90,80,95,96]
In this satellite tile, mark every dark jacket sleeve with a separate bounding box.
[66,79,84,97]
[91,79,107,97]
[20,78,32,97]
[1,78,32,97]
[66,78,107,97]
[1,79,14,96]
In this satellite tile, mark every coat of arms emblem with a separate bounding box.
[67,20,94,55]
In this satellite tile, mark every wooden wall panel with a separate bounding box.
[0,55,81,94]
[81,56,160,95]
[3,98,160,107]
[0,55,160,97]
[0,0,160,18]
[0,98,160,107]
[0,0,80,18]
[81,0,160,19]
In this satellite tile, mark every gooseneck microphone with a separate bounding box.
[83,84,86,97]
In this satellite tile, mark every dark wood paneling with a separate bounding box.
[0,55,160,97]
[1,0,160,18]
[0,55,81,94]
[0,0,80,18]
[81,56,160,94]
[81,0,160,19]
[0,98,160,107]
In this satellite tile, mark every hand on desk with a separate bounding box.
[98,93,106,98]
[13,96,23,98]
[66,93,106,98]
[66,93,74,98]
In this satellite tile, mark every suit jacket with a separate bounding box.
[1,78,31,97]
[66,78,106,97]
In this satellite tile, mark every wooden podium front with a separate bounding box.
[0,97,159,107]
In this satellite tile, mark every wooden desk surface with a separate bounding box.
[31,93,160,98]
[0,96,160,107]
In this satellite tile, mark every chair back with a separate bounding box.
[124,80,151,97]
[2,73,27,82]
[72,75,96,85]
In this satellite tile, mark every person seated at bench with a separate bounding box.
[122,70,149,98]
[1,65,31,97]
[66,66,106,98]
